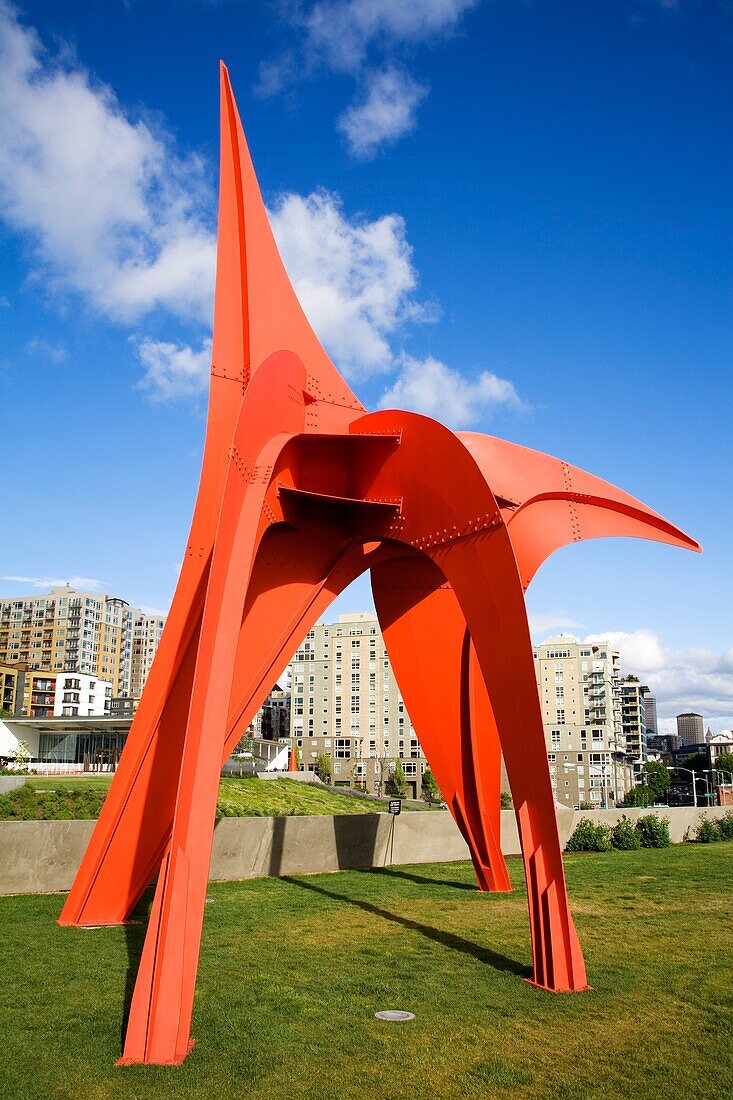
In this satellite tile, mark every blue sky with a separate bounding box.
[0,0,731,728]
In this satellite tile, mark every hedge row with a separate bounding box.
[565,814,670,852]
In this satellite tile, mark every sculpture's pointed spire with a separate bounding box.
[212,64,362,408]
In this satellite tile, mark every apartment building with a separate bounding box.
[619,677,648,774]
[21,669,57,718]
[130,613,165,699]
[288,612,428,799]
[98,596,134,694]
[0,586,164,699]
[53,672,111,717]
[252,684,291,741]
[534,637,632,807]
[0,662,22,714]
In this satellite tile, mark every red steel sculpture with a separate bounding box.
[59,66,700,1066]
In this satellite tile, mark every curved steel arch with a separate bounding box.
[59,65,700,1066]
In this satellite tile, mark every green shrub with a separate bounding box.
[695,816,721,844]
[717,810,733,840]
[635,814,671,848]
[610,814,642,850]
[565,819,612,852]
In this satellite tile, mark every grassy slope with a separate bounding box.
[1,844,732,1100]
[0,777,381,819]
[217,778,380,817]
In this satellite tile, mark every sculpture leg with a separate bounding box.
[59,572,208,926]
[120,469,275,1063]
[371,554,510,893]
[436,533,588,991]
[120,530,395,1063]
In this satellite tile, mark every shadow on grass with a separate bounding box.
[120,889,155,1046]
[282,875,529,978]
[364,866,478,891]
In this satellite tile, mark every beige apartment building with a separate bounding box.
[288,612,428,799]
[0,586,165,700]
[130,612,165,699]
[533,637,633,808]
[0,662,22,714]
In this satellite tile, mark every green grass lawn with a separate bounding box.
[29,775,114,790]
[0,776,384,820]
[1,844,732,1100]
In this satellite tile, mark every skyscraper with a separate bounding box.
[676,712,704,745]
[642,690,658,738]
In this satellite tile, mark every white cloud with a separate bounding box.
[258,0,479,155]
[338,67,428,158]
[529,612,585,636]
[0,294,9,307]
[584,629,665,674]
[269,190,430,376]
[379,353,522,427]
[1,3,520,416]
[26,337,66,363]
[1,574,105,591]
[584,629,733,727]
[135,337,212,401]
[296,0,480,74]
[137,603,167,617]
[0,2,216,324]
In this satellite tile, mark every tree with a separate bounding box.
[386,759,408,798]
[642,760,671,802]
[681,751,707,774]
[500,791,513,808]
[421,768,442,804]
[10,740,30,771]
[714,752,733,779]
[622,784,654,808]
[315,753,332,783]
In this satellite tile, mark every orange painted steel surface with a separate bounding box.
[59,66,701,1066]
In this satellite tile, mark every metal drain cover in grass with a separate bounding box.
[375,1010,415,1022]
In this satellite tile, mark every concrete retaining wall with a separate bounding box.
[0,777,27,794]
[0,805,728,896]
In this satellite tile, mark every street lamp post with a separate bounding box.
[666,765,698,808]
[709,768,733,806]
[700,771,712,804]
